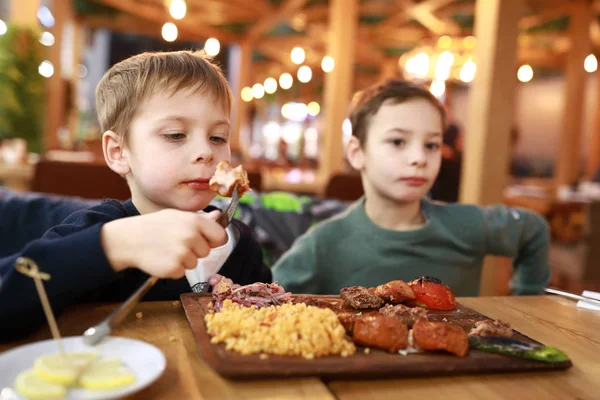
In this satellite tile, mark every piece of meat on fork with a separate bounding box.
[209,160,250,197]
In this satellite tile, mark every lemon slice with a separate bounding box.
[15,369,66,399]
[34,351,98,385]
[79,359,136,390]
[89,356,122,369]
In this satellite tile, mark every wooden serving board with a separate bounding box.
[180,294,572,380]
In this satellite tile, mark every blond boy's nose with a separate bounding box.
[195,148,214,163]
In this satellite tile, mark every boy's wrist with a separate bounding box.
[101,220,131,272]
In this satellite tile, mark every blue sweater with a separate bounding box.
[0,199,271,341]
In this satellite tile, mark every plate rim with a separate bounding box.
[0,335,166,400]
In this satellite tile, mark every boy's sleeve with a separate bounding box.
[271,231,319,294]
[480,205,551,295]
[215,220,272,285]
[0,205,122,341]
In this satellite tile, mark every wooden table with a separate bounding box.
[1,296,599,399]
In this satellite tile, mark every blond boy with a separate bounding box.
[0,51,269,340]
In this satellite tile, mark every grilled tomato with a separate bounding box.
[406,276,456,311]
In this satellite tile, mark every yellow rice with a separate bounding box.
[205,299,356,359]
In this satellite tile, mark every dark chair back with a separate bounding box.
[31,160,130,200]
[324,173,364,201]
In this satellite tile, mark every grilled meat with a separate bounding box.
[209,160,250,197]
[412,318,468,357]
[374,280,415,304]
[469,319,513,338]
[379,303,428,327]
[340,286,384,309]
[292,296,342,311]
[353,314,408,352]
[337,311,359,334]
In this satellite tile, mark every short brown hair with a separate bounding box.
[349,78,446,145]
[95,50,232,141]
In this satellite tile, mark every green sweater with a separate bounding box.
[271,198,551,296]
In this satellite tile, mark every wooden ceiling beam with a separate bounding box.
[81,14,196,42]
[96,0,239,42]
[519,3,573,30]
[186,1,257,25]
[246,0,309,42]
[517,47,564,69]
[379,0,461,36]
[237,0,274,15]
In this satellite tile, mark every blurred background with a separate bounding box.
[1,0,600,295]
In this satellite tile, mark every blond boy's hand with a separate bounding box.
[208,274,241,289]
[101,209,227,279]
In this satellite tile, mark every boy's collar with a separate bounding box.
[123,198,218,216]
[123,199,140,216]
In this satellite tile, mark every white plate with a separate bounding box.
[0,336,166,400]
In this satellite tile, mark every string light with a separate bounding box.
[162,23,178,42]
[204,38,220,56]
[517,64,533,83]
[39,31,54,46]
[169,0,187,20]
[459,57,476,83]
[38,61,54,78]
[0,20,7,36]
[291,47,305,65]
[264,77,277,94]
[241,87,253,102]
[429,80,446,98]
[279,73,293,90]
[321,56,334,73]
[307,101,320,116]
[251,83,265,99]
[584,54,597,73]
[297,66,312,83]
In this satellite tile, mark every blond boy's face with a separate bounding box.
[348,98,443,204]
[120,87,231,213]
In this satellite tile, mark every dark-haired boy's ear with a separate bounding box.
[103,131,130,176]
[346,136,365,171]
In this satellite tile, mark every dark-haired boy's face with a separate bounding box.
[351,98,443,203]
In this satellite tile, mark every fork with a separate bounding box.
[83,184,241,345]
[215,183,240,229]
[191,183,240,293]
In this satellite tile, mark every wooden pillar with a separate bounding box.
[460,0,521,205]
[588,72,600,179]
[320,0,357,180]
[556,1,592,187]
[460,0,522,296]
[230,41,252,159]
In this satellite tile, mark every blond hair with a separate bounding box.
[95,50,232,141]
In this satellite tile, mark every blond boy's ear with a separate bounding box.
[102,131,130,176]
[346,135,365,171]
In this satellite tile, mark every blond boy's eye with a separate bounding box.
[426,143,441,150]
[210,136,227,144]
[163,133,186,141]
